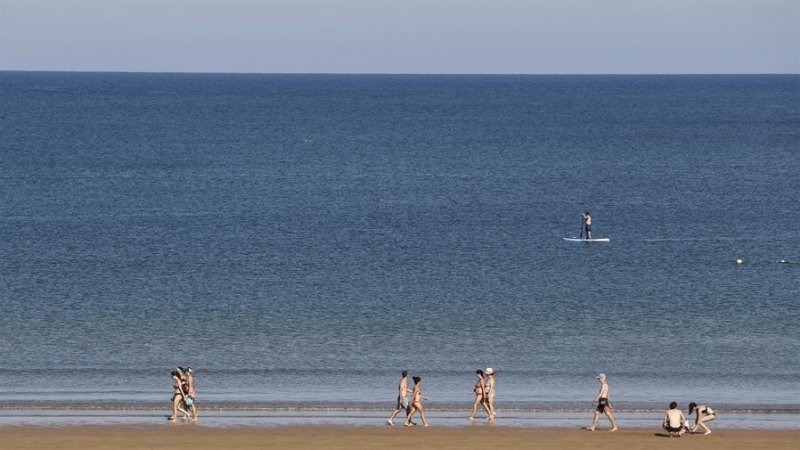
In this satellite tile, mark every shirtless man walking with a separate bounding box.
[587,373,618,432]
[387,370,410,426]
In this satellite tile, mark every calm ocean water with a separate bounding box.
[1,72,799,425]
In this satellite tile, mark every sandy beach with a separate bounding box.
[2,425,799,450]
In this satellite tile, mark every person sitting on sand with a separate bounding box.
[404,376,430,427]
[662,401,687,437]
[469,369,491,421]
[688,402,716,435]
[586,373,618,432]
[387,370,410,426]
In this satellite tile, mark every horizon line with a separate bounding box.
[2,70,798,76]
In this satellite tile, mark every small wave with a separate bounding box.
[2,402,798,415]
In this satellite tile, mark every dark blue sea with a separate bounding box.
[1,72,799,427]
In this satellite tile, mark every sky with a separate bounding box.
[0,0,798,74]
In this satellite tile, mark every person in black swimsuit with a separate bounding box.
[688,402,716,435]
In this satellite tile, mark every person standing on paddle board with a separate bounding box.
[582,211,593,239]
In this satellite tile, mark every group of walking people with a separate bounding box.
[387,370,715,434]
[589,373,716,435]
[168,366,197,422]
[468,368,496,421]
[387,368,498,427]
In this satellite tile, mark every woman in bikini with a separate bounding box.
[168,369,190,422]
[468,369,490,420]
[688,402,716,435]
[404,376,430,427]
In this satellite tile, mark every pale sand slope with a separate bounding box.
[2,426,800,450]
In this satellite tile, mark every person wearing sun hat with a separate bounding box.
[484,367,496,420]
[184,367,198,421]
[586,373,618,432]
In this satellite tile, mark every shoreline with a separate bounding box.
[1,399,797,414]
[1,408,798,430]
[1,425,800,450]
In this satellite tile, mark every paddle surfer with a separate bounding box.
[582,211,593,239]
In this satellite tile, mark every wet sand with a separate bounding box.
[2,425,799,450]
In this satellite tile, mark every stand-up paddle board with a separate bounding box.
[563,237,610,242]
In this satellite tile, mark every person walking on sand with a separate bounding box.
[582,211,593,239]
[177,367,192,421]
[404,376,430,427]
[586,373,618,432]
[184,367,198,421]
[387,370,411,426]
[662,401,687,437]
[468,369,491,420]
[484,367,496,420]
[168,369,190,422]
[688,402,716,435]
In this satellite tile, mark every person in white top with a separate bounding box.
[662,401,687,437]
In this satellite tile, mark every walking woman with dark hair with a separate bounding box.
[468,369,490,420]
[404,376,430,427]
[168,369,190,422]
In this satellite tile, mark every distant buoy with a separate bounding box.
[736,258,744,265]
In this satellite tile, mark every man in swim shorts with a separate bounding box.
[662,401,686,437]
[387,370,410,426]
[587,373,618,432]
[582,211,593,239]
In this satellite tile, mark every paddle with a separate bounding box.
[579,216,584,239]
